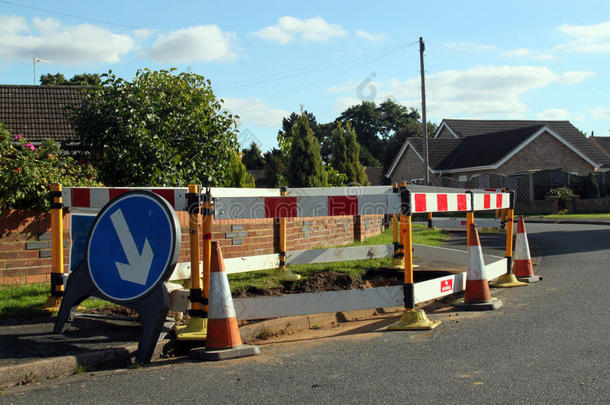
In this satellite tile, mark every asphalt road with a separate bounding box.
[3,223,609,404]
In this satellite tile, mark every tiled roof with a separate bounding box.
[589,136,610,166]
[404,137,463,169]
[0,85,87,143]
[364,166,384,185]
[441,119,608,166]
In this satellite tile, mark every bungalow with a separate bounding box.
[386,119,610,185]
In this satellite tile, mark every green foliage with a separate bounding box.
[324,165,348,186]
[338,100,424,167]
[584,172,601,198]
[70,69,240,187]
[224,153,255,187]
[241,142,265,170]
[330,122,369,185]
[0,124,100,212]
[40,73,101,86]
[262,148,287,187]
[547,186,575,199]
[287,114,327,187]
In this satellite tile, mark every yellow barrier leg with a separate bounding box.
[43,183,64,312]
[271,187,301,281]
[175,185,208,341]
[384,184,404,270]
[491,203,526,288]
[389,198,440,331]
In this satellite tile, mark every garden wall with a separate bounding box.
[0,210,387,286]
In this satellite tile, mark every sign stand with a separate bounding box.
[54,191,180,364]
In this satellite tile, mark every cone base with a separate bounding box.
[190,344,260,361]
[174,317,207,341]
[490,274,528,288]
[455,297,503,311]
[388,309,441,330]
[517,275,542,283]
[41,296,62,312]
[271,268,301,281]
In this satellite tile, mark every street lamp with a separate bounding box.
[33,57,51,85]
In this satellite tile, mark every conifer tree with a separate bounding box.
[287,114,327,187]
[331,122,369,185]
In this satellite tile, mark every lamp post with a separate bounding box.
[33,57,51,85]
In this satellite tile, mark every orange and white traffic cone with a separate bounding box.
[455,224,503,310]
[514,216,542,283]
[190,242,260,361]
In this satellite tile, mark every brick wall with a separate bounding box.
[0,210,386,285]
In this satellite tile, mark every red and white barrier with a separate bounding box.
[62,187,188,211]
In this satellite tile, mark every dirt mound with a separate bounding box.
[292,270,362,293]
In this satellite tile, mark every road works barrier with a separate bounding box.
[48,184,521,345]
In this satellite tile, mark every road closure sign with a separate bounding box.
[87,191,180,302]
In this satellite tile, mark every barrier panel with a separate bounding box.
[49,183,519,345]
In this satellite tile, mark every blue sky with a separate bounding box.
[1,0,609,151]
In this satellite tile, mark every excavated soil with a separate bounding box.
[232,268,452,298]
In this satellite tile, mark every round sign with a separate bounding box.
[86,191,180,302]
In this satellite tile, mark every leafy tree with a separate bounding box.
[70,69,240,187]
[338,101,381,166]
[286,114,327,187]
[330,122,369,185]
[338,99,424,167]
[278,110,333,163]
[324,165,348,187]
[40,73,101,86]
[262,148,286,187]
[0,124,99,211]
[241,142,265,170]
[224,152,255,187]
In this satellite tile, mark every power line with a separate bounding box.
[0,0,398,53]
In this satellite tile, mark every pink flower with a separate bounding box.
[23,143,36,151]
[13,133,23,141]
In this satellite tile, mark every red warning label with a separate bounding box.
[440,279,453,293]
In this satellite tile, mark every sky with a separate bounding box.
[1,0,610,152]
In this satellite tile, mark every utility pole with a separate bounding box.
[419,37,429,185]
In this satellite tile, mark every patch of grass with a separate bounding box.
[0,283,125,320]
[73,363,89,375]
[16,372,37,386]
[531,213,610,219]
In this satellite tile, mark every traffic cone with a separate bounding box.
[455,225,503,310]
[514,216,542,283]
[190,242,260,361]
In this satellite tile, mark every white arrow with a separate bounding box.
[110,209,154,285]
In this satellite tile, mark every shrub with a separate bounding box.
[0,124,100,212]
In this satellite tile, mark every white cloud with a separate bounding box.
[590,107,610,119]
[557,21,610,53]
[355,30,386,42]
[222,97,290,128]
[0,14,134,63]
[501,48,531,58]
[146,25,238,63]
[133,28,154,41]
[443,42,496,52]
[502,48,556,61]
[559,70,594,84]
[537,109,570,120]
[332,65,572,119]
[252,16,347,44]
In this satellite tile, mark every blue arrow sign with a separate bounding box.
[87,191,180,302]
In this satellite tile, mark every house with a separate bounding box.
[386,119,610,185]
[0,85,86,146]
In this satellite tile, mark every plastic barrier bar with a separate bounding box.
[61,187,188,211]
[409,192,472,214]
